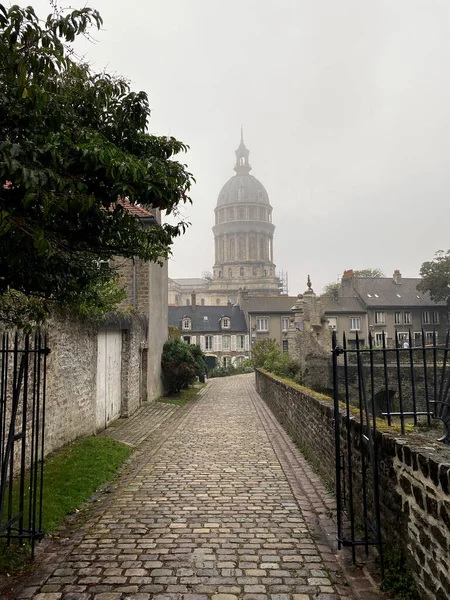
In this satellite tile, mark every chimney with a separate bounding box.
[340,269,355,296]
[191,291,196,310]
[393,270,402,285]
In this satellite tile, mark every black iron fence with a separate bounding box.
[332,328,450,575]
[0,332,50,555]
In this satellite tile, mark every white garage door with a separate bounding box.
[96,330,122,431]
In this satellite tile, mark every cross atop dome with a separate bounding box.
[234,127,252,175]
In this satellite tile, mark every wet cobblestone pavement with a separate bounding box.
[4,374,385,600]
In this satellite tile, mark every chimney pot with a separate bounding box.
[393,270,402,284]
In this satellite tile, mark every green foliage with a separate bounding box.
[0,435,131,575]
[208,364,253,378]
[158,384,205,406]
[322,269,385,295]
[161,340,206,395]
[0,3,193,321]
[418,249,450,305]
[251,339,280,368]
[251,339,300,381]
[380,550,420,600]
[263,345,301,380]
[168,325,181,340]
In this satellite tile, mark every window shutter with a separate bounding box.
[217,335,222,351]
[191,335,196,345]
[245,335,250,351]
[200,335,205,350]
[231,335,237,351]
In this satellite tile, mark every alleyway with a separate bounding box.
[9,374,384,600]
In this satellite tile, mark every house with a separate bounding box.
[238,288,298,353]
[168,292,250,370]
[324,269,448,347]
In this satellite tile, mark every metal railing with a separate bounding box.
[0,332,50,555]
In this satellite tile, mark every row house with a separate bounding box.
[168,293,250,370]
[324,269,448,347]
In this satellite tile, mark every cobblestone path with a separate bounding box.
[9,374,384,600]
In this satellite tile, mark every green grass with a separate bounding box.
[158,383,206,406]
[0,436,132,575]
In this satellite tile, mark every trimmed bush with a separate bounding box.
[161,339,206,394]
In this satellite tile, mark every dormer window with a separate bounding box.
[221,317,230,329]
[182,317,191,331]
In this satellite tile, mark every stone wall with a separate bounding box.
[40,313,147,457]
[255,369,450,600]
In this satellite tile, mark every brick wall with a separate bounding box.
[255,369,450,600]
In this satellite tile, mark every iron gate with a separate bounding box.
[0,332,50,555]
[332,329,450,575]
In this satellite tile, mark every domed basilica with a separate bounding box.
[168,133,284,307]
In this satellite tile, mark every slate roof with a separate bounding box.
[168,305,248,333]
[243,296,298,313]
[323,295,366,314]
[352,277,446,308]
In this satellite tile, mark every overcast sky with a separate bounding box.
[31,0,450,294]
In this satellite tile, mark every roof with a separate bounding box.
[323,295,366,314]
[217,174,270,207]
[352,277,447,308]
[243,296,298,314]
[117,198,155,220]
[169,277,207,288]
[168,305,248,333]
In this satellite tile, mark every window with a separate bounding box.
[397,332,409,343]
[238,207,245,219]
[432,311,439,325]
[257,317,269,331]
[201,298,205,306]
[183,336,191,344]
[216,298,221,305]
[252,267,257,277]
[222,335,231,350]
[240,267,244,277]
[218,271,222,279]
[221,317,230,329]
[281,317,289,331]
[228,268,232,278]
[205,335,213,351]
[249,207,255,219]
[394,312,402,325]
[414,331,422,347]
[350,317,360,331]
[374,332,387,347]
[422,311,430,325]
[328,317,337,331]
[223,356,231,368]
[404,311,411,325]
[186,299,190,306]
[282,339,288,353]
[236,356,245,365]
[426,331,437,345]
[237,335,245,350]
[182,318,191,330]
[375,311,385,325]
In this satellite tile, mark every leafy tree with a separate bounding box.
[0,3,193,317]
[322,269,385,295]
[250,339,279,368]
[417,250,450,305]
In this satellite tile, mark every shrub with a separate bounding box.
[251,339,279,368]
[161,339,206,394]
[208,363,253,378]
[263,347,300,380]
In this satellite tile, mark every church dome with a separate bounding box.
[217,174,270,207]
[216,131,270,207]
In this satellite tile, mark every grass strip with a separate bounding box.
[0,436,132,575]
[157,383,206,406]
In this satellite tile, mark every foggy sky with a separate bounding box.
[30,0,450,294]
